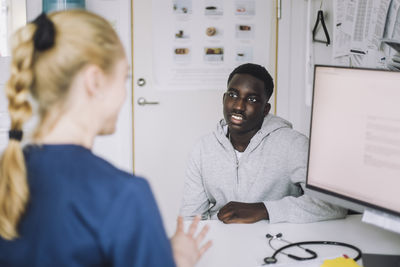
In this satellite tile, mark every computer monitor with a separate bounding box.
[305,65,400,224]
[305,65,400,265]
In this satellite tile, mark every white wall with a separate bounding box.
[276,0,310,136]
[277,0,335,137]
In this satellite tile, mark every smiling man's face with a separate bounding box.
[223,73,271,135]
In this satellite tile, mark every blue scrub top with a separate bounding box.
[0,144,176,267]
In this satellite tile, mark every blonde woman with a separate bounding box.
[0,10,211,267]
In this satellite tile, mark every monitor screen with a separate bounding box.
[306,65,400,217]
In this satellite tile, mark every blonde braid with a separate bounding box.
[0,23,35,240]
[0,9,124,240]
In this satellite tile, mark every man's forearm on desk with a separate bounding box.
[217,201,269,223]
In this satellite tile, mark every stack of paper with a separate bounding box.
[382,39,400,70]
[387,52,400,70]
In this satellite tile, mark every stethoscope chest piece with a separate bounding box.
[264,257,277,264]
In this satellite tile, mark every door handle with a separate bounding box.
[137,97,159,106]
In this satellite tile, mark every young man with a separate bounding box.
[180,63,346,224]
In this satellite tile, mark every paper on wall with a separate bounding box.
[383,0,400,40]
[152,0,273,91]
[365,0,391,51]
[341,0,357,36]
[349,0,391,55]
[333,0,352,58]
[333,0,395,69]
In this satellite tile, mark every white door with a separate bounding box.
[133,0,223,235]
[133,0,276,235]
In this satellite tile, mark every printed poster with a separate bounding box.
[152,0,273,91]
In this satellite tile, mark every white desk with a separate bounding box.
[190,215,400,267]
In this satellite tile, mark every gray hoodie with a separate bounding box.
[180,114,347,223]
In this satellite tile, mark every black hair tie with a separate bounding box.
[9,130,23,141]
[33,13,55,51]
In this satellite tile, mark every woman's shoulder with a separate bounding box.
[24,144,149,191]
[67,145,149,189]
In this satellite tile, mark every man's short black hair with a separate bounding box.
[227,63,274,100]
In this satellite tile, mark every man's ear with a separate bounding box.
[264,103,271,116]
[222,92,227,104]
[83,65,105,97]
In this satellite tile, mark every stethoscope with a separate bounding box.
[264,233,362,264]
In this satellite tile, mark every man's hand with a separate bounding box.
[217,201,269,224]
[171,216,212,267]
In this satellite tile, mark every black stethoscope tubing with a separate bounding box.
[264,240,362,264]
[267,236,317,260]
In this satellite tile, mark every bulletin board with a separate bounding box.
[305,0,400,105]
[331,0,399,69]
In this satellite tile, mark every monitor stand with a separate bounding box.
[362,253,400,267]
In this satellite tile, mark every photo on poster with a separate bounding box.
[204,0,223,16]
[173,0,192,14]
[235,0,255,16]
[174,47,191,62]
[235,46,253,62]
[204,47,224,62]
[205,26,223,39]
[175,27,190,40]
[235,24,254,39]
